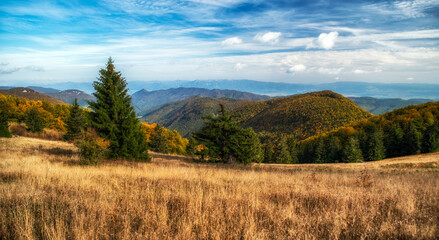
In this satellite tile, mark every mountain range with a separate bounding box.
[4,80,439,100]
[0,87,66,105]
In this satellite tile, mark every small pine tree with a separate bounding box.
[25,107,44,133]
[385,123,404,158]
[64,98,86,141]
[149,125,169,153]
[186,136,198,156]
[263,142,274,163]
[273,135,292,164]
[314,139,326,163]
[0,112,11,138]
[229,128,263,164]
[342,137,363,163]
[403,122,421,155]
[287,137,298,164]
[421,122,439,153]
[365,127,386,161]
[88,57,149,161]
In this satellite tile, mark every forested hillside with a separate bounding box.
[294,101,439,163]
[349,97,433,115]
[142,96,251,137]
[0,87,67,105]
[233,90,372,140]
[132,87,270,115]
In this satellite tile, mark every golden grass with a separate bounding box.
[1,136,438,239]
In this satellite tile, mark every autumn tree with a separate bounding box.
[88,57,149,161]
[149,125,169,153]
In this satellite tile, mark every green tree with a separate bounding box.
[273,135,292,164]
[25,107,44,133]
[365,126,386,161]
[263,142,274,163]
[403,122,421,155]
[64,98,86,141]
[149,125,169,153]
[385,123,404,158]
[421,122,439,153]
[186,136,198,156]
[342,137,363,163]
[0,111,11,138]
[287,137,298,164]
[88,57,149,161]
[195,104,262,163]
[314,139,326,163]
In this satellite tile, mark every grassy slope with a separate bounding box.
[142,96,252,137]
[1,136,438,239]
[233,90,372,139]
[0,87,67,105]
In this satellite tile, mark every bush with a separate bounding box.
[8,122,64,141]
[74,128,109,166]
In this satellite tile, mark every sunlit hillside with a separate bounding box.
[1,136,438,239]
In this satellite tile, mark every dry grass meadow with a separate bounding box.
[1,136,438,239]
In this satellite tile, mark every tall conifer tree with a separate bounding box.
[88,58,149,160]
[64,98,86,141]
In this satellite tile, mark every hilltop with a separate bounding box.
[349,97,433,115]
[47,89,95,107]
[233,90,372,140]
[0,87,67,105]
[132,87,270,115]
[142,96,251,137]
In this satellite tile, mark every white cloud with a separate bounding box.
[318,67,343,75]
[353,69,367,74]
[288,64,307,73]
[307,32,338,50]
[234,63,247,70]
[0,66,21,74]
[254,32,282,44]
[221,37,243,46]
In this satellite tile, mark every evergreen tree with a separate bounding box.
[195,104,262,163]
[314,139,326,163]
[385,123,404,157]
[88,57,149,160]
[149,125,169,153]
[0,111,11,138]
[326,135,341,163]
[263,142,274,163]
[421,122,439,153]
[64,98,86,141]
[403,122,421,155]
[342,137,363,163]
[186,136,198,156]
[25,107,44,133]
[287,137,298,164]
[365,126,386,161]
[273,135,292,164]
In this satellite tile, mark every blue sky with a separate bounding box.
[0,0,439,84]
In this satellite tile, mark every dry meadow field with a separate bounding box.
[1,136,438,239]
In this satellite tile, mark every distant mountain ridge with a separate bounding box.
[46,89,95,107]
[0,87,67,105]
[5,80,438,100]
[349,97,434,115]
[132,87,270,115]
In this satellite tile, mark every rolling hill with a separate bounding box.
[349,97,433,115]
[46,89,95,107]
[0,87,67,105]
[142,96,252,137]
[233,90,372,140]
[132,87,270,115]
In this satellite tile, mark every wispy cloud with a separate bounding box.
[254,32,282,45]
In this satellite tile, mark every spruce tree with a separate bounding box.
[0,111,11,138]
[365,126,386,161]
[186,136,198,156]
[88,57,149,160]
[64,98,86,141]
[385,123,404,157]
[342,137,363,163]
[25,107,44,133]
[273,135,292,164]
[263,142,274,163]
[195,104,262,163]
[403,122,421,155]
[421,122,439,153]
[287,137,298,164]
